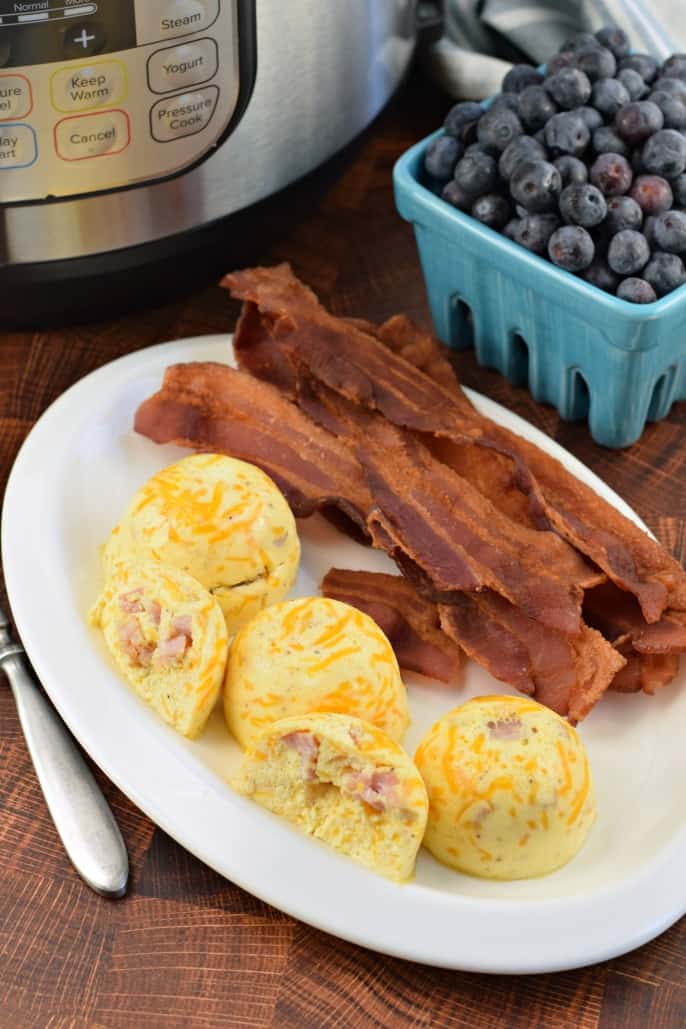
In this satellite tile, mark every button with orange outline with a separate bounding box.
[0,74,33,121]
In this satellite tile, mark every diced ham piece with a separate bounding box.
[118,617,154,667]
[487,718,523,741]
[155,633,188,666]
[345,769,399,812]
[171,614,193,641]
[281,731,320,781]
[118,588,144,614]
[149,601,162,627]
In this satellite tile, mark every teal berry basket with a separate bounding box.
[393,129,686,448]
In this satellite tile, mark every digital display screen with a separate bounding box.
[0,1,137,67]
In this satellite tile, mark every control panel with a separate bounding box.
[0,1,246,202]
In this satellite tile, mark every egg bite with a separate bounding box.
[415,695,596,880]
[90,561,228,738]
[224,597,410,748]
[102,454,300,635]
[233,712,428,881]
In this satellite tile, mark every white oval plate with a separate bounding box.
[3,335,686,974]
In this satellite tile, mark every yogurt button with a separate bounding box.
[0,124,37,169]
[0,74,33,120]
[55,109,131,160]
[147,38,218,94]
[150,86,218,141]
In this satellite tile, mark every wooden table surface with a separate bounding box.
[1,70,685,1028]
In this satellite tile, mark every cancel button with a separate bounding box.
[55,109,131,160]
[150,86,218,142]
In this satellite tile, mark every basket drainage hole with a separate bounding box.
[569,369,590,420]
[508,333,529,387]
[648,368,675,420]
[451,298,474,347]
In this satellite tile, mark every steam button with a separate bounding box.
[150,85,219,141]
[135,1,219,45]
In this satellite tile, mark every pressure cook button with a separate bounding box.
[0,74,33,120]
[150,85,218,141]
[0,125,37,170]
[54,109,131,161]
[135,0,219,45]
[64,21,107,59]
[51,60,127,113]
[147,38,218,94]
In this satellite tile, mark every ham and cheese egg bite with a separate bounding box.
[102,454,299,636]
[233,712,428,881]
[224,597,410,748]
[90,561,228,738]
[415,695,596,880]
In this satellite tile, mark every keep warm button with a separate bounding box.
[55,109,131,161]
[150,86,218,142]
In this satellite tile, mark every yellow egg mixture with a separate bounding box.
[415,695,596,879]
[233,712,428,881]
[103,454,300,635]
[224,597,410,748]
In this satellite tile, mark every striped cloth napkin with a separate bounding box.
[424,0,683,99]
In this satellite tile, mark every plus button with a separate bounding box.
[73,29,96,49]
[63,21,106,58]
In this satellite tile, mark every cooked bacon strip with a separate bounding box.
[583,582,686,654]
[134,361,371,533]
[439,593,625,723]
[223,264,686,621]
[610,640,680,694]
[322,568,462,683]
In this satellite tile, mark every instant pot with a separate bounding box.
[0,0,440,325]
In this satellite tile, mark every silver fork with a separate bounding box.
[0,603,129,897]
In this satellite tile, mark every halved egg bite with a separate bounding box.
[233,712,428,881]
[102,453,300,636]
[415,695,596,879]
[90,560,228,738]
[224,597,410,748]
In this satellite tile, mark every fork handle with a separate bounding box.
[3,652,129,898]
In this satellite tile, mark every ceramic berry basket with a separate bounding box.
[394,129,686,448]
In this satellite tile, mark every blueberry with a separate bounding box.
[545,68,592,109]
[576,45,616,82]
[512,213,560,253]
[444,101,483,139]
[548,225,595,270]
[631,174,674,214]
[643,215,659,249]
[559,183,607,227]
[503,218,521,241]
[510,159,562,212]
[617,68,649,101]
[642,129,686,178]
[662,54,686,81]
[582,257,620,292]
[546,52,579,76]
[595,26,631,59]
[590,153,633,196]
[614,101,664,144]
[503,65,543,94]
[643,251,686,295]
[653,210,686,252]
[441,180,471,210]
[453,151,498,196]
[647,90,686,130]
[498,135,546,179]
[618,54,659,84]
[591,77,630,118]
[671,172,686,206]
[554,155,588,186]
[593,125,629,157]
[605,195,643,235]
[653,77,686,104]
[561,33,599,52]
[477,106,524,151]
[545,111,590,155]
[424,135,463,181]
[490,91,521,113]
[471,193,512,229]
[607,230,651,275]
[576,105,604,131]
[617,278,658,303]
[518,85,557,131]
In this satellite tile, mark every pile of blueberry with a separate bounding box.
[424,26,686,303]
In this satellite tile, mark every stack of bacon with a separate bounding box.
[134,264,686,722]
